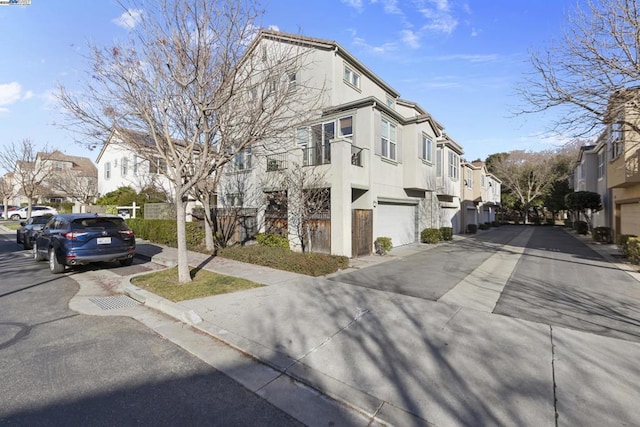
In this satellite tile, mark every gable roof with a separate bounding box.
[252,29,400,98]
[38,150,97,177]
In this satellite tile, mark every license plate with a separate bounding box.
[97,237,111,244]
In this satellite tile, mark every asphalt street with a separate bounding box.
[0,233,302,427]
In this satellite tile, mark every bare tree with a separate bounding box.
[519,0,640,137]
[0,174,16,219]
[57,0,322,282]
[488,149,566,224]
[0,139,53,217]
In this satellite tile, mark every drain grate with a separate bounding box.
[89,295,141,310]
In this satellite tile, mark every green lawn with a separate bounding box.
[131,266,262,302]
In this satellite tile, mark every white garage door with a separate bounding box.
[375,202,417,248]
[621,203,640,236]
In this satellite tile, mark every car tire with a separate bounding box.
[23,238,32,250]
[10,214,20,220]
[33,242,44,261]
[49,248,65,274]
[119,258,134,266]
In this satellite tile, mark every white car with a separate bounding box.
[9,206,58,220]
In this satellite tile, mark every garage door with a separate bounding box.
[621,203,640,236]
[374,202,417,247]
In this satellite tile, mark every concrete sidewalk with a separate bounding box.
[124,234,640,426]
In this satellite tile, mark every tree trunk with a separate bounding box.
[202,192,214,252]
[175,197,192,283]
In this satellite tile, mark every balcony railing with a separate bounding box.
[626,148,639,179]
[351,145,363,167]
[265,153,287,172]
[303,145,331,166]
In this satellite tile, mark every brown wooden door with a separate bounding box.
[352,209,372,257]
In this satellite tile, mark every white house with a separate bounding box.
[96,30,473,256]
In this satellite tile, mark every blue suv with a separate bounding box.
[33,213,136,274]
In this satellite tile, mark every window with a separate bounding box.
[421,134,433,162]
[121,157,128,176]
[381,118,397,161]
[296,128,309,146]
[132,156,138,175]
[288,71,297,91]
[481,174,486,187]
[307,122,334,165]
[268,79,278,94]
[343,66,360,89]
[149,157,167,175]
[448,151,459,180]
[225,193,243,207]
[234,147,252,171]
[598,150,605,179]
[386,96,395,109]
[339,116,353,139]
[436,148,443,177]
[611,120,624,159]
[466,169,473,188]
[249,86,258,100]
[104,162,111,180]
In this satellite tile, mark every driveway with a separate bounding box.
[332,225,640,343]
[330,225,526,301]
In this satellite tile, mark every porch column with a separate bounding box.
[330,139,352,257]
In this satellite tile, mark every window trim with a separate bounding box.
[343,65,361,90]
[421,134,433,163]
[448,151,459,180]
[381,117,397,161]
[104,162,111,180]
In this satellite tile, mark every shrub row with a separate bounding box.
[256,233,289,249]
[126,218,205,251]
[219,245,349,276]
[619,234,640,263]
[420,227,453,244]
[574,220,589,235]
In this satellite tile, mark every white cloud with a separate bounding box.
[352,36,397,55]
[267,25,280,31]
[113,9,143,29]
[0,82,22,106]
[341,0,363,10]
[434,53,499,63]
[24,90,34,100]
[417,0,459,34]
[401,29,420,49]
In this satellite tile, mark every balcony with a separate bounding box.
[608,147,640,188]
[265,153,287,172]
[303,145,331,166]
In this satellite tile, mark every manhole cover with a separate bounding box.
[89,295,140,310]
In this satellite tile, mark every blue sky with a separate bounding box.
[0,0,578,170]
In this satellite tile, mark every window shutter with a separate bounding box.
[374,110,382,155]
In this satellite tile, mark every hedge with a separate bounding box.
[421,228,441,244]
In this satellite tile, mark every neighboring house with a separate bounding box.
[10,150,96,206]
[96,128,172,197]
[460,160,501,231]
[435,135,464,234]
[35,150,98,204]
[571,142,611,229]
[604,88,640,237]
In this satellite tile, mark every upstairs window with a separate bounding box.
[611,120,624,159]
[288,71,297,91]
[381,118,397,161]
[466,169,473,188]
[598,150,605,178]
[104,162,111,180]
[436,148,443,177]
[448,151,459,180]
[149,157,167,175]
[421,134,433,162]
[344,66,360,89]
[339,116,353,140]
[121,157,128,177]
[234,147,252,171]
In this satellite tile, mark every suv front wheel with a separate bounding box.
[10,214,21,220]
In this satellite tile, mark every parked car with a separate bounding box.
[9,205,58,220]
[16,214,54,249]
[0,205,19,219]
[32,213,136,274]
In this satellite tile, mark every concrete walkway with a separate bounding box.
[122,228,640,426]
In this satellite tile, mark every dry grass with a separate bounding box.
[131,266,262,302]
